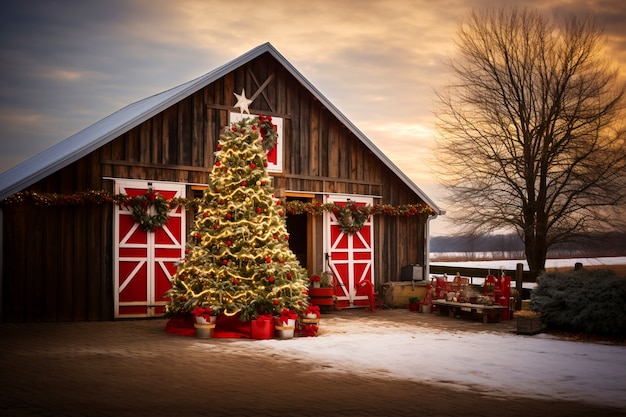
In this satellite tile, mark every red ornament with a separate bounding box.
[265,257,272,263]
[273,235,279,240]
[285,235,289,240]
[226,240,232,246]
[278,210,284,216]
[222,259,228,265]
[231,126,237,131]
[256,207,262,213]
[276,200,282,205]
[195,233,201,239]
[250,163,256,169]
[226,213,232,220]
[273,299,279,305]
[264,161,268,167]
[215,161,221,166]
[203,212,209,218]
[185,249,190,253]
[268,276,275,283]
[241,181,246,187]
[287,273,292,280]
[233,278,239,284]
[217,144,222,150]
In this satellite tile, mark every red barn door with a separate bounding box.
[324,194,374,308]
[114,180,186,318]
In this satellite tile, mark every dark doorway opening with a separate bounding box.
[286,196,309,271]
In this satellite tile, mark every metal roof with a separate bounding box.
[0,42,440,213]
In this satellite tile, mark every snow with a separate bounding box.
[216,313,626,409]
[430,256,626,271]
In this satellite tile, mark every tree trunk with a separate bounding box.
[524,233,547,278]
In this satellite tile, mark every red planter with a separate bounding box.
[308,287,335,306]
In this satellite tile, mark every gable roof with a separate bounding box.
[0,42,440,213]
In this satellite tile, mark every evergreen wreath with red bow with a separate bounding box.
[130,191,170,232]
[337,201,368,235]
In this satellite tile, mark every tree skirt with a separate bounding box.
[165,313,252,338]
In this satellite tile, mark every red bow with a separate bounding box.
[301,325,318,337]
[191,306,213,322]
[304,305,321,318]
[255,314,274,326]
[279,309,298,325]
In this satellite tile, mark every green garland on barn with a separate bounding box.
[1,190,435,234]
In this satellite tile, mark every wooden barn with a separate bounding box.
[0,43,441,322]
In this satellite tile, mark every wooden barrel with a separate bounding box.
[308,287,335,306]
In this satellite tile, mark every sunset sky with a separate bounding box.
[1,0,625,234]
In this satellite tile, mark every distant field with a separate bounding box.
[430,253,626,276]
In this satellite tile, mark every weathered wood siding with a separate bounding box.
[2,52,429,322]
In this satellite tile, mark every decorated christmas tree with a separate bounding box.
[164,114,310,321]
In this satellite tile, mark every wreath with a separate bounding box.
[338,201,368,235]
[131,191,170,232]
[258,115,278,152]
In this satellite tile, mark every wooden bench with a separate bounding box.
[431,299,508,324]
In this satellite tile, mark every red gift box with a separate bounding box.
[251,314,274,339]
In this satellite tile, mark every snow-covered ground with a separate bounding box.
[218,315,626,409]
[430,256,626,271]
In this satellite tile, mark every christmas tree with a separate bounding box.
[165,115,310,321]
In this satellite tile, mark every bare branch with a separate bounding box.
[434,7,626,273]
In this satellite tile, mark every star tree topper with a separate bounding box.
[233,88,253,114]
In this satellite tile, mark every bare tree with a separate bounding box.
[434,8,626,275]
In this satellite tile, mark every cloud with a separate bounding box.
[1,0,626,233]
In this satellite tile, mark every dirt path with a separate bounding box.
[1,310,623,417]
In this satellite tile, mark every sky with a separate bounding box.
[1,0,626,235]
[222,309,626,409]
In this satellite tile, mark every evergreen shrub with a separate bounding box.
[531,269,626,337]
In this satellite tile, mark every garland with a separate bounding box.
[1,190,435,223]
[131,191,170,232]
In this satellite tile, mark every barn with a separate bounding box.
[0,43,441,322]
